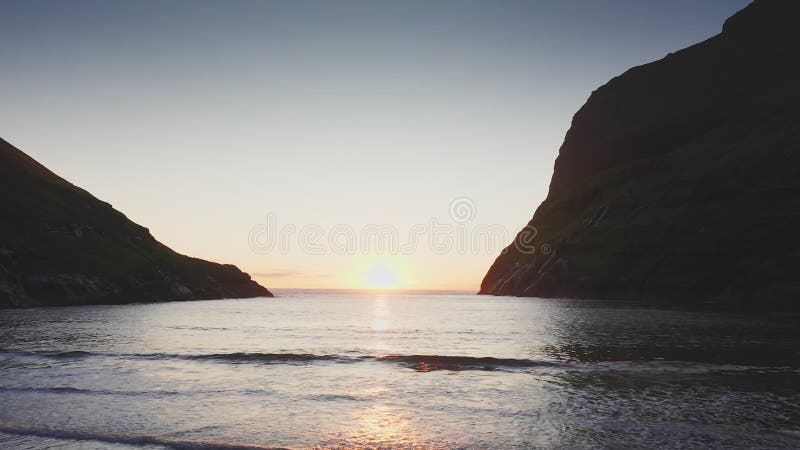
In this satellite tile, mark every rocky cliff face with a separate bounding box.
[0,138,271,307]
[480,0,800,309]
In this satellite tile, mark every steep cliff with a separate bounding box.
[480,0,800,308]
[0,138,271,307]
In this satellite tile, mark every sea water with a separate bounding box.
[0,290,798,449]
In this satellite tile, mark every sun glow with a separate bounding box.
[365,263,397,288]
[357,257,409,290]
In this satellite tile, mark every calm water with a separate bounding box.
[0,290,799,449]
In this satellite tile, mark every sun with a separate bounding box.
[365,263,397,288]
[357,258,409,290]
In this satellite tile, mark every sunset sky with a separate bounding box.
[0,0,749,290]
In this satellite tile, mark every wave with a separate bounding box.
[365,354,557,372]
[136,352,557,371]
[0,386,181,396]
[0,424,287,450]
[169,326,231,332]
[177,352,353,363]
[0,348,553,371]
[0,349,355,364]
[7,348,786,374]
[0,349,94,359]
[47,350,94,358]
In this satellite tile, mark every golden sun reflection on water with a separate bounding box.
[356,404,409,446]
[372,318,390,331]
[371,296,391,332]
[318,297,446,448]
[330,403,441,449]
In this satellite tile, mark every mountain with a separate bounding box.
[480,0,800,309]
[0,138,271,307]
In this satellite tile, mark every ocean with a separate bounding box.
[0,290,798,449]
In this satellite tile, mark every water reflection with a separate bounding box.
[371,296,391,331]
[339,403,428,449]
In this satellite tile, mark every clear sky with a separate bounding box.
[0,0,750,290]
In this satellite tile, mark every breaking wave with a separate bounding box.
[0,348,556,371]
[0,424,286,449]
[4,348,789,374]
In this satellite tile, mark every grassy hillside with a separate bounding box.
[0,138,271,307]
[480,0,800,309]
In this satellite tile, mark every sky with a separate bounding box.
[0,0,750,291]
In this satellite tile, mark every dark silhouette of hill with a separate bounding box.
[0,138,271,307]
[480,0,800,309]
